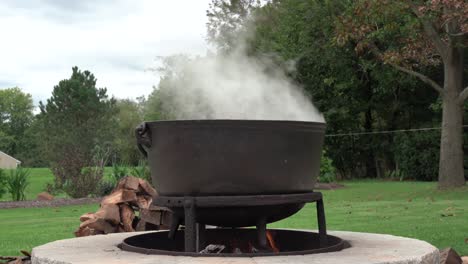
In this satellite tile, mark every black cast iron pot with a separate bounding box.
[135,120,325,227]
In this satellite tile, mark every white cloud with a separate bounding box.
[0,0,210,105]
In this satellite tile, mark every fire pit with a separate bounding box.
[120,192,346,256]
[31,121,441,263]
[32,231,440,263]
[120,229,345,256]
[130,119,343,256]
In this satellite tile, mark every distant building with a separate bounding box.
[0,151,21,169]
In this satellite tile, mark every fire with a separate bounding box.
[266,230,280,253]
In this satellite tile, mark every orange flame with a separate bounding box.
[266,230,279,253]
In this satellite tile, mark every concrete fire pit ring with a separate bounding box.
[32,230,440,264]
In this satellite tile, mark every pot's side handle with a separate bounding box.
[135,122,152,158]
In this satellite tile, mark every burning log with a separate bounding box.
[266,230,280,253]
[74,176,170,237]
[199,244,225,254]
[248,242,259,253]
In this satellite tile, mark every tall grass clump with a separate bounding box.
[6,167,30,201]
[132,160,151,183]
[0,169,6,198]
[111,163,129,183]
[319,152,336,183]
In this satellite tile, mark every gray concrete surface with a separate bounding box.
[32,230,440,264]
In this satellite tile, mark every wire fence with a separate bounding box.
[325,125,468,137]
[322,124,468,180]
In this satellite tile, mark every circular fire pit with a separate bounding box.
[32,230,440,264]
[119,229,346,257]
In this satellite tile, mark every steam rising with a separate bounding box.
[156,49,324,122]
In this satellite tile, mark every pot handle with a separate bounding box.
[135,122,151,158]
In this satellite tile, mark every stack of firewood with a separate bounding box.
[75,176,171,237]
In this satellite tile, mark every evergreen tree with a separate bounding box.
[39,67,116,197]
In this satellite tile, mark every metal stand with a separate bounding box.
[155,192,328,252]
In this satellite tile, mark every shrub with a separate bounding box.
[64,166,104,198]
[111,163,129,183]
[58,146,110,198]
[43,182,61,196]
[97,179,116,197]
[383,169,405,181]
[0,169,6,198]
[131,161,151,183]
[319,152,336,183]
[6,168,30,201]
[394,131,439,181]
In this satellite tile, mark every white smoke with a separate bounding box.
[154,48,324,122]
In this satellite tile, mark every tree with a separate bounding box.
[39,67,116,197]
[144,55,196,120]
[207,0,261,52]
[335,0,467,188]
[206,0,448,181]
[113,99,144,165]
[0,87,34,158]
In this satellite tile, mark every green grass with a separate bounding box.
[271,181,468,255]
[0,181,467,256]
[0,204,99,256]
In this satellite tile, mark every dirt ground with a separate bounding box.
[0,197,101,209]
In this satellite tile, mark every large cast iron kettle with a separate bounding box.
[135,120,326,197]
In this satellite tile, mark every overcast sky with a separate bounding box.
[0,0,210,106]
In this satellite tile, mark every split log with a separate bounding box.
[74,176,170,237]
[0,256,30,264]
[140,208,162,225]
[138,178,157,197]
[135,219,147,232]
[101,189,137,205]
[95,204,120,225]
[118,176,140,191]
[440,248,463,264]
[140,207,172,227]
[74,226,104,237]
[80,218,115,234]
[144,222,161,231]
[132,215,140,230]
[134,195,152,209]
[461,256,468,264]
[74,227,89,237]
[135,220,160,231]
[79,212,96,222]
[120,204,135,232]
[150,205,172,227]
[116,224,126,233]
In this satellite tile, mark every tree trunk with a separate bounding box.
[438,46,465,189]
[363,74,377,178]
[364,107,377,178]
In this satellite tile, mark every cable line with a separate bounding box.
[325,125,468,137]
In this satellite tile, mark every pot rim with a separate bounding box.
[141,119,326,130]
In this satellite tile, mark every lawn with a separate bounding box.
[271,181,468,255]
[0,204,99,256]
[0,181,467,256]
